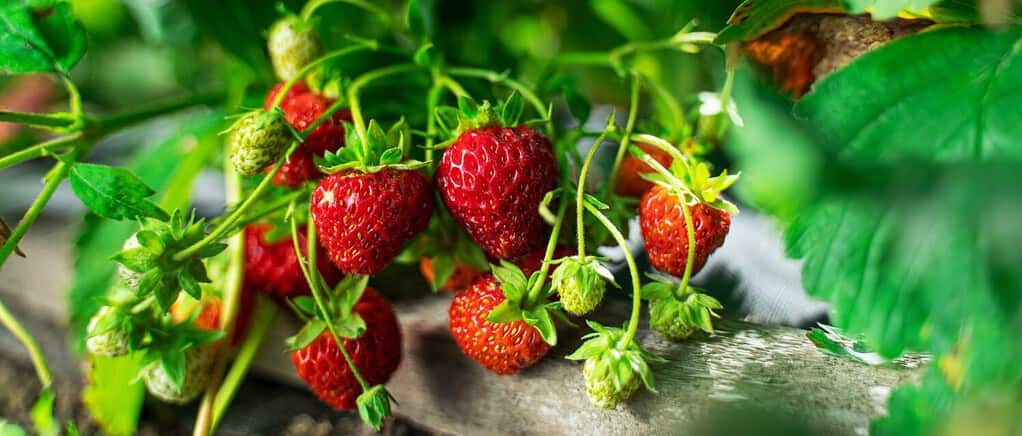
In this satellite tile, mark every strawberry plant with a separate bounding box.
[0,0,1018,434]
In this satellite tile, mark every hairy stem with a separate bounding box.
[0,133,81,171]
[605,77,641,197]
[575,126,615,258]
[302,0,393,27]
[674,199,697,300]
[93,89,224,135]
[0,299,52,387]
[0,110,74,129]
[583,202,643,346]
[525,199,569,305]
[271,45,377,109]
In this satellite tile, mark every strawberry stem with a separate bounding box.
[302,0,394,28]
[0,133,82,171]
[211,295,277,429]
[575,117,617,258]
[347,63,424,155]
[174,140,301,262]
[582,202,643,346]
[0,298,53,388]
[674,199,697,300]
[271,45,378,109]
[525,198,569,306]
[445,67,554,136]
[300,217,372,392]
[604,76,641,198]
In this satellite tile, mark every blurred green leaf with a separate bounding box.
[69,163,170,222]
[844,0,940,17]
[0,0,87,74]
[715,0,845,44]
[29,388,56,436]
[82,355,145,435]
[796,27,1022,163]
[0,421,27,436]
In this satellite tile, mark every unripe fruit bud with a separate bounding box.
[144,346,215,404]
[85,305,130,357]
[228,110,292,176]
[268,16,322,81]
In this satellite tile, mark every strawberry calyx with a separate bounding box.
[434,92,531,139]
[114,210,227,310]
[356,385,396,431]
[397,216,489,292]
[136,308,224,391]
[317,118,427,174]
[566,320,665,408]
[485,260,563,346]
[286,275,370,351]
[641,273,722,340]
[550,255,618,316]
[628,138,740,215]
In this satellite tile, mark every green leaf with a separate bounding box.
[807,325,886,365]
[69,163,169,222]
[796,27,1022,163]
[0,421,27,436]
[0,1,86,74]
[82,355,145,435]
[405,0,433,39]
[176,0,280,81]
[563,86,591,124]
[715,0,846,44]
[178,270,201,300]
[844,0,940,18]
[30,388,56,436]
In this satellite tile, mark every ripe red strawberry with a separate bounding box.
[615,142,673,197]
[291,288,402,410]
[639,186,731,276]
[312,168,433,275]
[448,275,551,374]
[436,125,558,260]
[263,83,351,187]
[419,257,485,292]
[243,223,342,298]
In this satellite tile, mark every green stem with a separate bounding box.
[0,299,52,387]
[674,200,697,300]
[93,89,224,135]
[638,73,688,139]
[271,45,376,109]
[604,77,641,197]
[347,63,423,151]
[0,111,74,129]
[173,141,300,262]
[583,202,643,346]
[301,218,371,391]
[228,187,311,233]
[575,127,615,258]
[193,145,246,436]
[424,76,445,168]
[0,134,81,170]
[445,67,553,136]
[711,69,736,139]
[631,133,688,166]
[211,296,277,429]
[525,199,569,305]
[302,0,393,28]
[552,51,612,66]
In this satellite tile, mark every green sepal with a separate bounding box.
[490,261,529,303]
[113,247,157,272]
[430,253,455,292]
[160,351,186,390]
[286,320,327,352]
[178,271,201,300]
[317,119,428,174]
[333,314,367,339]
[356,385,394,431]
[486,300,523,323]
[523,306,557,346]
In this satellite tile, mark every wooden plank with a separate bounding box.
[252,295,926,436]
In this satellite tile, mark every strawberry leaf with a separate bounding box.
[82,355,145,435]
[69,163,169,222]
[0,0,86,74]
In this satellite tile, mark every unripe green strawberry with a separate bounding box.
[267,16,321,81]
[117,233,143,288]
[647,287,722,341]
[583,355,640,409]
[144,346,215,404]
[228,110,292,176]
[550,256,614,316]
[567,321,662,409]
[85,306,130,357]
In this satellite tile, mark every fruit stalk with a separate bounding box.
[297,216,371,391]
[193,149,248,436]
[582,202,643,345]
[526,199,569,305]
[575,123,616,258]
[605,77,641,198]
[173,141,301,262]
[347,63,423,151]
[92,89,225,135]
[270,45,377,109]
[675,199,697,299]
[0,110,74,129]
[301,0,392,26]
[0,298,52,387]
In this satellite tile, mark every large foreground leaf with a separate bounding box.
[0,0,86,74]
[796,26,1022,163]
